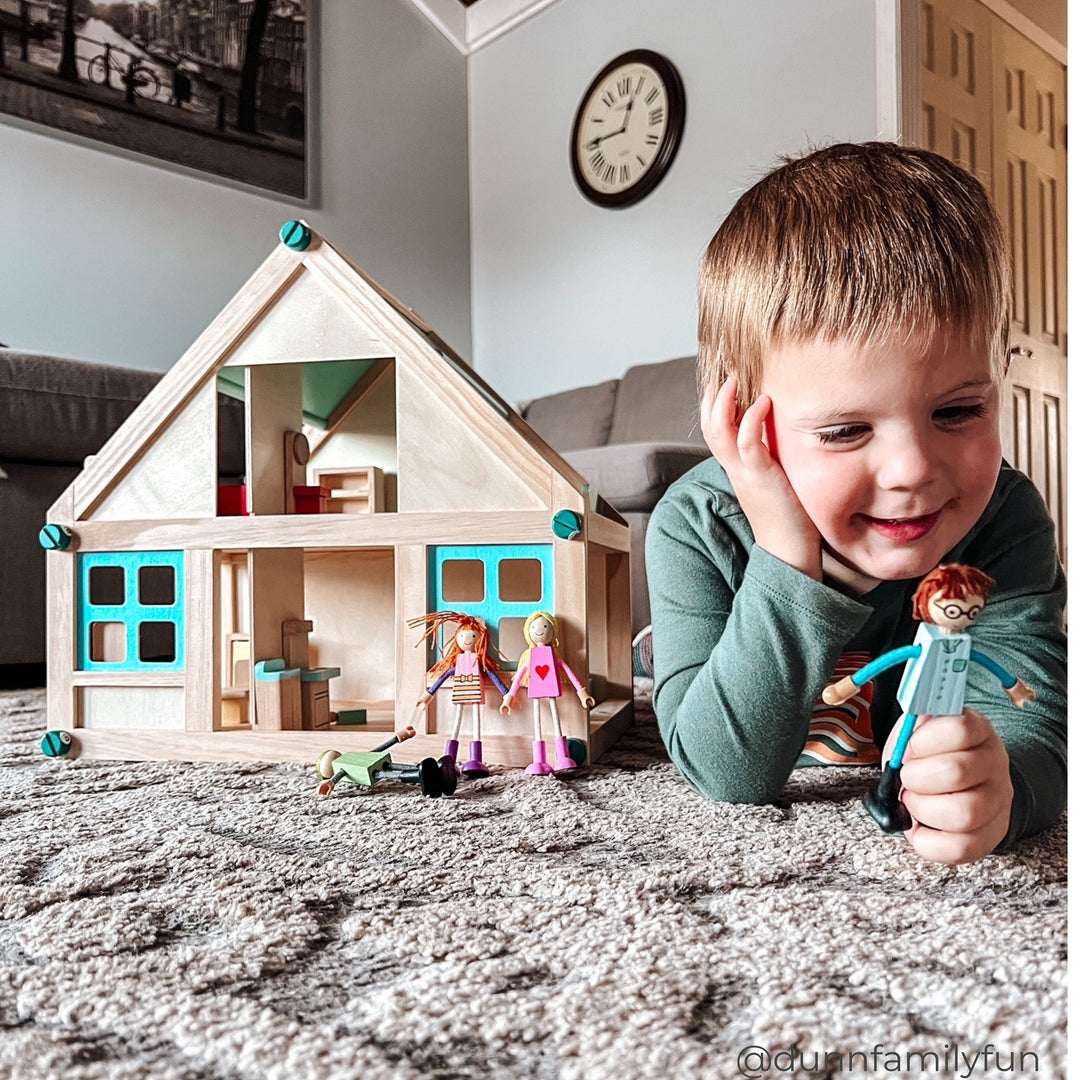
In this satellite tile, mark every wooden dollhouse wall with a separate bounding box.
[245,364,303,515]
[304,548,396,708]
[395,362,549,513]
[91,381,218,521]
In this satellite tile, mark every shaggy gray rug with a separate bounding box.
[0,688,1066,1080]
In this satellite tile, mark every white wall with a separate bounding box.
[0,0,471,371]
[468,0,880,403]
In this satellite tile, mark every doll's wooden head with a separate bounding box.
[409,611,500,677]
[912,563,994,632]
[522,611,559,648]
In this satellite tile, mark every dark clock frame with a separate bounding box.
[570,49,686,209]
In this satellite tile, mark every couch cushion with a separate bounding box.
[0,352,162,465]
[0,351,247,474]
[608,356,706,448]
[563,441,710,513]
[523,378,618,452]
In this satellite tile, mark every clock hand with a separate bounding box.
[585,98,635,151]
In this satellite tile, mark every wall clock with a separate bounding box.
[570,49,686,208]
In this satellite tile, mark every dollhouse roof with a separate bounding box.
[59,224,600,524]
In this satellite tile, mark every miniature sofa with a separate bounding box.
[0,350,245,676]
[520,356,710,636]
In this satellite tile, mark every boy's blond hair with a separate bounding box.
[698,142,1011,405]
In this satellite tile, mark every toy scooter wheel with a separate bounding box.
[315,749,341,779]
[567,738,588,766]
[437,754,458,795]
[418,757,444,797]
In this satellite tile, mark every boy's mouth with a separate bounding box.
[861,510,942,542]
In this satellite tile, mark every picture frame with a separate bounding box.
[0,0,317,204]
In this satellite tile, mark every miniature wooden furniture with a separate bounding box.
[311,466,385,513]
[42,222,633,769]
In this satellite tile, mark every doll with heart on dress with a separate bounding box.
[500,610,594,775]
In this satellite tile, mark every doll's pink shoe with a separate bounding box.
[462,740,489,778]
[524,740,554,776]
[444,738,460,765]
[553,736,577,771]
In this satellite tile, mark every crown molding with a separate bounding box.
[408,0,563,55]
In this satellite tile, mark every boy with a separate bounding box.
[645,142,1066,865]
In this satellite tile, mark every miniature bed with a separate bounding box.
[42,223,633,770]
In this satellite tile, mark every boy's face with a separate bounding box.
[760,331,1001,582]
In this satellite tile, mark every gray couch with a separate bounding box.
[0,351,245,684]
[521,355,710,636]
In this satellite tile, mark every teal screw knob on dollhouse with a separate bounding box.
[279,220,312,250]
[551,510,583,540]
[38,524,73,551]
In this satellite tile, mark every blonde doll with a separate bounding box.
[499,611,594,775]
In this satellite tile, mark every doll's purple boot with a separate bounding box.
[462,740,489,778]
[525,740,554,776]
[444,739,460,770]
[553,736,577,771]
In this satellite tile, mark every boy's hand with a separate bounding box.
[700,375,823,580]
[885,709,1013,865]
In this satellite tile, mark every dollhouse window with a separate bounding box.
[429,545,553,664]
[78,552,185,672]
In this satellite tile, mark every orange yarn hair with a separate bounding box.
[911,564,995,622]
[408,611,504,678]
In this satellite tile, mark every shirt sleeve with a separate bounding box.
[951,472,1067,849]
[556,659,585,693]
[646,483,872,804]
[485,666,510,696]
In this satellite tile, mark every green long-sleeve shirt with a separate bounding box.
[645,458,1066,848]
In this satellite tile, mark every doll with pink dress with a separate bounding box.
[410,611,509,778]
[499,610,594,775]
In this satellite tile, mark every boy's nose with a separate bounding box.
[876,438,937,491]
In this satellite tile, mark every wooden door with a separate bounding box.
[917,0,1067,565]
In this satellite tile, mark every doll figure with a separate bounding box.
[409,611,509,778]
[499,610,594,775]
[823,564,1035,833]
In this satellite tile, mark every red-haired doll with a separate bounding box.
[410,611,509,778]
[824,564,1035,833]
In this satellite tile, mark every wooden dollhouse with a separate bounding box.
[42,223,633,768]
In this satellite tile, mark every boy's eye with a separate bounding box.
[816,424,869,445]
[934,402,988,427]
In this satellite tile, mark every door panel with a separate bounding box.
[918,0,1067,565]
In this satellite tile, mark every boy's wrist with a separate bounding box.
[753,533,822,582]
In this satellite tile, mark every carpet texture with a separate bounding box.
[0,688,1066,1079]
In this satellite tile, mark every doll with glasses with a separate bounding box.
[824,564,1035,833]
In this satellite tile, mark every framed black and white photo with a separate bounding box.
[0,0,315,202]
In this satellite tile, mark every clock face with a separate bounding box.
[571,50,685,208]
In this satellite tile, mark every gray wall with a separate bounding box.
[468,0,880,404]
[0,0,471,371]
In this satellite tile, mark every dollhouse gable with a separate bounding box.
[63,224,587,525]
